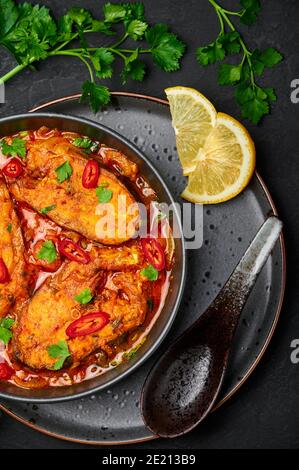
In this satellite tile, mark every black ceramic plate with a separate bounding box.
[0,93,286,445]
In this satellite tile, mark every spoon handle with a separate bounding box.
[205,216,283,328]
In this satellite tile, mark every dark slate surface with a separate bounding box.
[0,0,298,449]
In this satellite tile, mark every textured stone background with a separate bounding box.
[0,0,298,449]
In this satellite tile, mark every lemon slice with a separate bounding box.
[165,87,217,175]
[166,87,256,204]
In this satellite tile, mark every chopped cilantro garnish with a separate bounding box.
[55,161,73,183]
[0,138,26,159]
[75,288,93,305]
[96,183,113,203]
[0,317,15,345]
[141,265,158,281]
[36,240,57,263]
[47,340,71,370]
[40,205,56,214]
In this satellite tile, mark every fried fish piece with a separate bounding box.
[7,135,139,245]
[13,255,106,370]
[0,179,31,317]
[93,242,144,271]
[17,201,144,273]
[13,250,149,370]
[69,272,149,365]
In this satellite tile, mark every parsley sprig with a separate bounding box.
[0,1,186,113]
[197,0,283,124]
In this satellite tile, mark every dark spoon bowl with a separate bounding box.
[141,216,283,438]
[0,113,186,403]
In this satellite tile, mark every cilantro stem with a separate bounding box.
[0,63,27,83]
[221,10,255,87]
[61,47,151,55]
[208,0,241,16]
[221,9,243,17]
[215,8,225,34]
[51,27,96,54]
[119,49,151,54]
[50,51,95,82]
[108,49,127,60]
[52,35,79,53]
[110,33,129,49]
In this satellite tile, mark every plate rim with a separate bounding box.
[0,91,286,446]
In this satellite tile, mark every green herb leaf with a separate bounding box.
[147,298,154,311]
[40,205,56,214]
[0,0,18,38]
[58,7,113,41]
[0,327,12,345]
[96,183,113,203]
[235,82,270,124]
[0,317,15,345]
[91,19,114,35]
[72,137,93,149]
[63,7,93,29]
[47,340,71,370]
[7,222,12,233]
[263,87,277,103]
[240,0,261,26]
[141,265,159,281]
[146,24,185,72]
[103,3,127,23]
[121,51,146,83]
[218,32,241,55]
[197,41,225,66]
[218,64,242,85]
[55,161,73,183]
[80,80,111,113]
[36,240,57,263]
[127,19,148,40]
[1,138,26,159]
[125,3,145,21]
[253,48,283,69]
[91,48,115,79]
[1,317,14,329]
[0,2,57,63]
[75,288,93,305]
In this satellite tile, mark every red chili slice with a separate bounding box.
[0,258,10,283]
[82,160,100,189]
[2,158,23,178]
[0,362,14,381]
[66,312,110,339]
[58,238,91,264]
[141,238,165,271]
